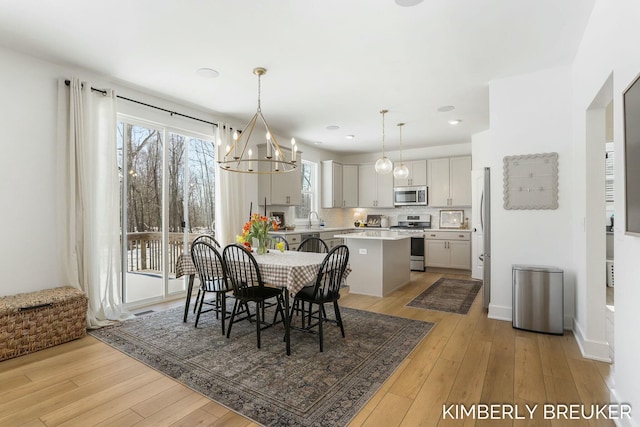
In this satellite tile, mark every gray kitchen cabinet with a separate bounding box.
[425,230,471,269]
[358,163,394,208]
[320,230,347,250]
[427,156,471,206]
[322,161,358,208]
[342,164,359,207]
[393,160,427,187]
[285,233,301,251]
[258,145,302,206]
[321,160,342,208]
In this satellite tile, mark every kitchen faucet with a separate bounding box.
[308,211,319,228]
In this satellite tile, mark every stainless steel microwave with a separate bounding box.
[394,186,428,206]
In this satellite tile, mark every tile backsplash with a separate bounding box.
[320,205,472,230]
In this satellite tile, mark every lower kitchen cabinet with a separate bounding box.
[425,230,471,270]
[284,233,301,251]
[320,230,344,250]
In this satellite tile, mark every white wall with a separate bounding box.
[0,47,67,296]
[0,46,246,296]
[572,0,640,423]
[486,66,575,325]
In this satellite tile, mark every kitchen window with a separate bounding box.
[295,160,317,219]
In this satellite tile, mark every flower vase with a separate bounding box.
[256,237,269,255]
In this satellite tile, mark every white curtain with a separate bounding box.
[215,122,248,245]
[58,78,132,328]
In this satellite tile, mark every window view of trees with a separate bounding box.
[295,161,315,219]
[117,122,217,235]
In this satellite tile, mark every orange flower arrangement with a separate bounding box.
[236,213,284,254]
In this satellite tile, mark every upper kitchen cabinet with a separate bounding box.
[393,160,427,187]
[427,156,472,206]
[322,161,359,208]
[258,145,302,205]
[358,163,394,208]
[322,160,342,208]
[342,164,359,207]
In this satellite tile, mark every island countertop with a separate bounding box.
[334,230,413,240]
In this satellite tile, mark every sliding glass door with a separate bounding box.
[117,117,216,305]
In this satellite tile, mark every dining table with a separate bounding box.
[176,248,351,355]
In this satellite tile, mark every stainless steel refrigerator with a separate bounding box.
[481,167,491,309]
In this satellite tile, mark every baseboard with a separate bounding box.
[611,389,637,427]
[487,303,511,322]
[572,319,611,362]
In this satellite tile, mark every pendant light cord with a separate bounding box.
[381,109,387,157]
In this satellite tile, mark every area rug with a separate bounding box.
[89,304,434,426]
[406,277,482,314]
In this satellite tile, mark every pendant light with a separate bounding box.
[374,109,393,174]
[393,122,410,180]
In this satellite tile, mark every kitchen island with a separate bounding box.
[334,230,411,297]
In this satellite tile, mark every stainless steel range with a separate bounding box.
[390,214,431,271]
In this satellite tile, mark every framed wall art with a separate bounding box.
[439,210,464,229]
[624,72,640,235]
[503,152,559,210]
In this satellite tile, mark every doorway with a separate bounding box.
[117,118,217,306]
[584,73,613,362]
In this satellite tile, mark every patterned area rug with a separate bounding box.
[406,278,482,314]
[90,304,433,426]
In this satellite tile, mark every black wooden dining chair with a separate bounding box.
[191,234,221,313]
[222,244,286,349]
[297,236,329,253]
[190,241,232,334]
[292,236,330,316]
[268,235,289,251]
[291,244,350,352]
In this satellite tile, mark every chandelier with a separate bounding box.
[374,109,393,174]
[218,67,297,173]
[393,122,409,179]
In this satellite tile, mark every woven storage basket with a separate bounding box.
[0,286,87,361]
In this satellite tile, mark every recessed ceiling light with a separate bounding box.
[196,68,219,78]
[314,141,323,145]
[395,0,424,6]
[448,119,462,125]
[346,134,355,139]
[326,125,340,130]
[437,105,455,112]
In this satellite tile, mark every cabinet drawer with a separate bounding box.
[424,231,470,241]
[286,234,301,244]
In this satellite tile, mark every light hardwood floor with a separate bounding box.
[0,271,614,426]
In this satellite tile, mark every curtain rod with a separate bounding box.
[64,79,218,127]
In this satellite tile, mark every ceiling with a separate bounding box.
[0,0,595,154]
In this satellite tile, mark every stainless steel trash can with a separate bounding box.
[512,264,564,335]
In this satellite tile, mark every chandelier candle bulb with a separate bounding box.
[233,131,239,159]
[248,149,253,171]
[266,132,272,159]
[291,138,296,162]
